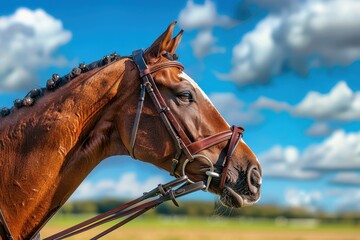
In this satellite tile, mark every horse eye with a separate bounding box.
[177,91,193,102]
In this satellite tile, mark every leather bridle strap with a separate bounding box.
[131,49,193,163]
[140,61,186,77]
[187,130,233,155]
[219,126,244,189]
[129,84,145,158]
[181,126,244,191]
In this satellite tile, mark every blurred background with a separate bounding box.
[1,0,360,239]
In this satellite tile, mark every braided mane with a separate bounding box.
[0,52,121,118]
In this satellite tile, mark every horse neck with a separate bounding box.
[0,58,132,239]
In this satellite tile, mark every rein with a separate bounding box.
[43,177,205,240]
[21,49,245,239]
[0,210,13,240]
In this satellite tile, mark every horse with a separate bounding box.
[0,22,262,239]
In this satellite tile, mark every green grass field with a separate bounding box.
[41,214,360,240]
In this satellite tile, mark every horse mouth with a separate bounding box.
[220,186,260,208]
[221,187,244,208]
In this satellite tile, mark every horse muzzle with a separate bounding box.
[220,165,262,208]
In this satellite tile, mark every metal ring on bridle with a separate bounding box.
[182,154,220,192]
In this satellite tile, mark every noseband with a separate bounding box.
[131,49,244,191]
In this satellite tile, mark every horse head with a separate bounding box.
[115,22,262,208]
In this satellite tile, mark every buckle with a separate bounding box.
[170,158,179,176]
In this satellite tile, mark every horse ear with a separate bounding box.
[167,29,183,54]
[144,22,183,63]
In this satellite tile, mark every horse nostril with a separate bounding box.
[247,166,262,195]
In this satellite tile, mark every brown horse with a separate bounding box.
[0,22,262,239]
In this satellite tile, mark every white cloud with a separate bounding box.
[331,172,360,186]
[302,130,360,170]
[191,30,225,58]
[255,81,360,122]
[260,130,360,179]
[219,16,284,85]
[225,0,360,85]
[305,122,334,137]
[0,8,71,91]
[260,145,319,179]
[178,0,238,30]
[293,81,360,121]
[178,0,238,59]
[285,188,322,210]
[209,92,263,126]
[284,187,360,212]
[70,172,164,200]
[252,96,291,112]
[261,145,299,164]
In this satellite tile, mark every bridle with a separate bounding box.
[130,49,244,191]
[4,49,246,240]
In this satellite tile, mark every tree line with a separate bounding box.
[58,199,360,224]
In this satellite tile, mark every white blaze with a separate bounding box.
[178,71,230,128]
[178,71,211,102]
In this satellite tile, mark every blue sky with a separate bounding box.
[1,0,360,213]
